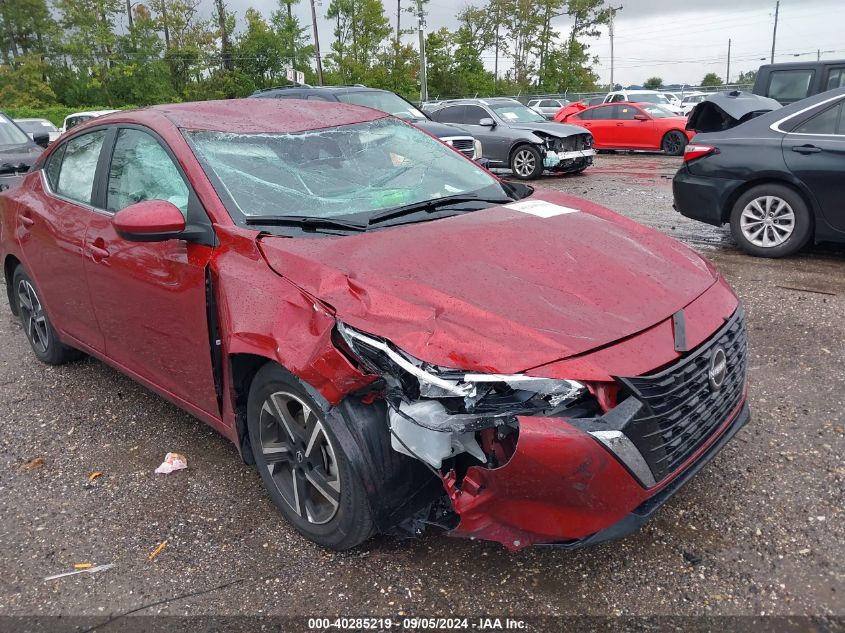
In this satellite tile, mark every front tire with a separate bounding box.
[729,184,812,258]
[510,145,544,180]
[661,130,688,156]
[247,363,374,550]
[12,267,82,365]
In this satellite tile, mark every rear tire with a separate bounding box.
[247,363,374,550]
[12,267,83,365]
[729,184,812,258]
[661,130,687,156]
[509,145,544,180]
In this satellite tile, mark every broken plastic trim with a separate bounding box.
[335,321,587,431]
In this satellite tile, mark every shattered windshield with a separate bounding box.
[490,103,546,123]
[335,91,426,122]
[186,118,501,224]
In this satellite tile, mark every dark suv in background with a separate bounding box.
[251,85,481,161]
[753,59,845,104]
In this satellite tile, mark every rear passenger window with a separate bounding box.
[433,106,464,124]
[55,130,107,205]
[768,70,814,102]
[827,68,845,90]
[793,102,843,135]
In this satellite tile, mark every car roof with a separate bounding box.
[97,99,388,134]
[15,117,52,122]
[66,110,119,118]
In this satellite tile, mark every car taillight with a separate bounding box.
[684,144,718,162]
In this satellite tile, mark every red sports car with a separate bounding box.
[555,101,695,155]
[0,99,748,551]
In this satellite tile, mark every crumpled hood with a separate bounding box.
[687,91,782,133]
[258,191,717,374]
[508,121,588,137]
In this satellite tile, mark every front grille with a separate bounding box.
[559,134,592,151]
[448,138,475,157]
[617,308,747,483]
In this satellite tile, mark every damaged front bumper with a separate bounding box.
[543,149,596,168]
[335,304,749,551]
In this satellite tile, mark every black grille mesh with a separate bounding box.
[450,138,475,157]
[618,308,747,484]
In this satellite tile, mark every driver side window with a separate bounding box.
[107,129,189,215]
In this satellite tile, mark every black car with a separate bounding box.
[753,60,845,104]
[251,85,481,160]
[673,86,845,257]
[0,112,47,191]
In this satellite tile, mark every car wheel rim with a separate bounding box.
[665,134,681,154]
[258,391,340,525]
[17,279,49,355]
[740,196,796,248]
[513,150,536,177]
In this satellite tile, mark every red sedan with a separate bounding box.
[1,100,748,550]
[555,101,695,155]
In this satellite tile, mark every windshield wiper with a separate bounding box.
[244,215,366,233]
[367,194,512,226]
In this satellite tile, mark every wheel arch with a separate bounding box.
[721,177,816,226]
[4,254,21,316]
[230,352,275,465]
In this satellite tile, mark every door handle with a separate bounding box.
[89,244,110,261]
[791,144,822,154]
[616,123,624,126]
[20,213,34,227]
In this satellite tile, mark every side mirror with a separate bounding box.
[633,114,649,121]
[479,117,496,127]
[112,200,186,242]
[32,133,50,148]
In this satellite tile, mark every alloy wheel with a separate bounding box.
[663,133,683,155]
[17,279,49,355]
[739,195,795,248]
[513,149,537,178]
[258,391,341,525]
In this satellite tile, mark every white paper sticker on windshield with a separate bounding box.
[505,200,579,218]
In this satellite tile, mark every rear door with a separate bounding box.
[782,98,845,232]
[83,125,220,416]
[581,104,616,147]
[17,129,107,350]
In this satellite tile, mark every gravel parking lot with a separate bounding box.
[1,154,843,627]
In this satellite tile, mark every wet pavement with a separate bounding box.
[0,154,843,625]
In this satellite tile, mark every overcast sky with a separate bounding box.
[214,0,842,88]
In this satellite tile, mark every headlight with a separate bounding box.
[336,321,586,424]
[473,139,483,160]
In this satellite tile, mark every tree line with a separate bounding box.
[0,0,612,109]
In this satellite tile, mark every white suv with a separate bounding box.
[603,90,684,115]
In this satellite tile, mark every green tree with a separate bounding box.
[108,7,177,105]
[270,0,313,75]
[735,69,757,86]
[643,76,663,89]
[701,72,723,87]
[0,0,55,61]
[325,0,391,83]
[0,53,56,106]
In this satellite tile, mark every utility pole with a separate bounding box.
[770,0,779,64]
[396,0,402,49]
[726,38,731,84]
[126,0,133,28]
[309,0,323,85]
[608,5,623,89]
[417,0,427,102]
[817,48,821,61]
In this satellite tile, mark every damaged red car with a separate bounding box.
[0,99,749,551]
